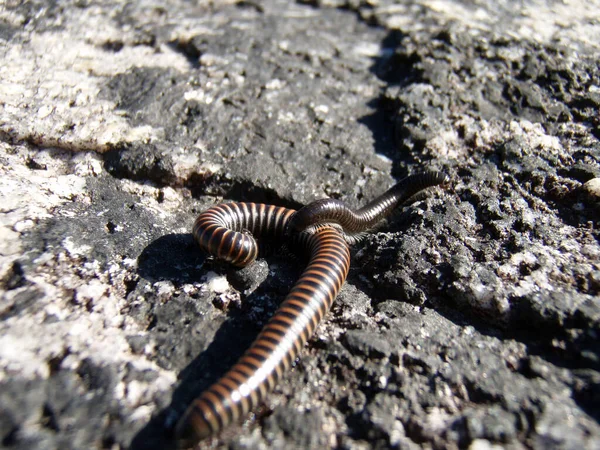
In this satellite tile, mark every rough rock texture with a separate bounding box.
[1,0,599,449]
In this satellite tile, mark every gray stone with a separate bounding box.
[1,0,599,449]
[343,330,393,359]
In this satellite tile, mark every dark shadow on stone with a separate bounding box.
[359,29,444,181]
[137,233,207,285]
[129,279,300,449]
[357,100,404,172]
[128,308,255,450]
[367,30,412,85]
[166,40,202,69]
[131,234,303,449]
[360,29,420,170]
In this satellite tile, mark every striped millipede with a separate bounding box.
[175,171,448,446]
[289,171,450,242]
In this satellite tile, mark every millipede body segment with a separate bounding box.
[192,202,295,267]
[176,171,448,447]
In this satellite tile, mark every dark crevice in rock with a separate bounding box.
[41,403,59,432]
[1,261,27,291]
[166,39,202,69]
[100,39,125,52]
[1,426,19,447]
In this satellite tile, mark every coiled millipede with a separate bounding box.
[175,171,449,446]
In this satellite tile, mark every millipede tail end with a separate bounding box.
[175,406,213,448]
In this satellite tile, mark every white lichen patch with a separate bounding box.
[0,5,190,152]
[0,227,21,257]
[0,140,183,431]
[469,439,505,450]
[122,359,177,408]
[153,280,176,299]
[62,236,94,259]
[204,271,230,294]
[0,144,90,264]
[170,148,223,183]
[0,251,178,408]
[499,225,599,298]
[117,178,190,225]
[425,127,464,159]
[508,121,563,156]
[381,0,600,51]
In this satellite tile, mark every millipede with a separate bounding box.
[175,171,449,447]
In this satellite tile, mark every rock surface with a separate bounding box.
[1,0,599,449]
